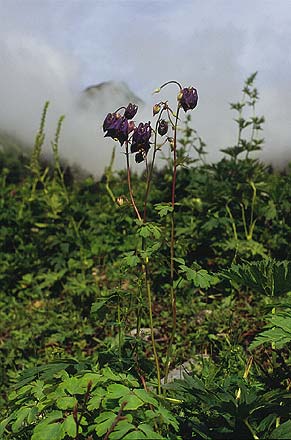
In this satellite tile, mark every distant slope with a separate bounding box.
[80,80,144,113]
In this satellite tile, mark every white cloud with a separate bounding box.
[0,0,290,173]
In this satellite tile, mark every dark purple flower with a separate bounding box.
[178,87,198,112]
[130,122,152,163]
[124,103,138,119]
[135,143,151,163]
[130,122,152,153]
[103,112,129,145]
[158,119,168,136]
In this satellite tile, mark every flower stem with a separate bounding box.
[159,80,182,91]
[125,141,142,221]
[143,109,164,221]
[144,258,161,394]
[164,106,180,383]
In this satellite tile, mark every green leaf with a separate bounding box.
[146,406,179,431]
[250,309,291,350]
[87,390,105,410]
[95,412,117,437]
[56,396,78,410]
[62,377,85,395]
[12,407,31,433]
[109,420,135,439]
[122,252,140,268]
[221,259,291,296]
[138,423,164,438]
[179,265,218,289]
[34,410,63,426]
[133,389,158,406]
[270,420,291,439]
[106,383,131,399]
[62,414,77,437]
[154,203,173,218]
[138,223,161,239]
[120,393,144,410]
[123,430,147,439]
[32,423,65,440]
[31,380,46,400]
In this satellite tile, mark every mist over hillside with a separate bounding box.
[0,34,290,176]
[1,1,291,176]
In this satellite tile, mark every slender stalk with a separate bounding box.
[243,418,259,440]
[171,107,180,207]
[249,180,257,238]
[125,141,142,221]
[145,259,161,394]
[158,80,182,92]
[117,296,122,360]
[104,401,127,440]
[105,147,117,203]
[143,110,164,221]
[164,105,181,383]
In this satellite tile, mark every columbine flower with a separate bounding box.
[103,112,129,145]
[135,144,151,163]
[177,87,198,112]
[158,119,168,136]
[124,103,138,120]
[130,122,152,162]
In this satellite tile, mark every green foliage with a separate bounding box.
[250,307,291,350]
[1,74,291,439]
[221,260,291,296]
[165,369,291,439]
[1,364,178,439]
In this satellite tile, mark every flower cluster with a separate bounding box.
[103,102,152,163]
[103,82,198,164]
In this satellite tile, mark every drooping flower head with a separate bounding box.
[131,122,152,162]
[103,112,129,145]
[158,119,168,136]
[177,87,198,112]
[135,143,151,163]
[124,103,138,120]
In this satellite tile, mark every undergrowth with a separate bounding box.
[0,73,291,439]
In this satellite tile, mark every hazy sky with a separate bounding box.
[0,0,291,174]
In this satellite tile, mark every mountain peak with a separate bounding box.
[82,80,144,111]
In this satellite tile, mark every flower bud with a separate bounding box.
[153,104,161,116]
[116,196,125,206]
[158,119,168,136]
[167,137,174,149]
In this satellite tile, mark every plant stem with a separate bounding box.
[105,147,117,203]
[143,109,164,221]
[244,418,259,440]
[104,401,127,440]
[117,296,122,360]
[125,141,141,221]
[145,259,161,394]
[164,106,180,383]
